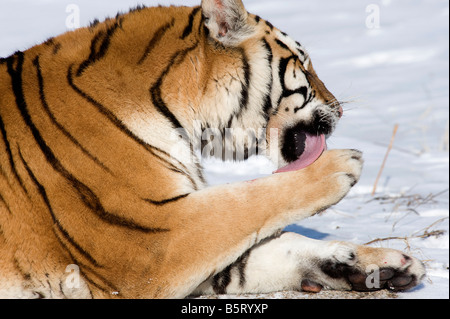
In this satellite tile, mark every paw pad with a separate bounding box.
[348,267,419,292]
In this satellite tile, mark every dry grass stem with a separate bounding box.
[372,124,399,196]
[364,217,448,246]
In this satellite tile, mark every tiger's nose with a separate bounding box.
[338,105,344,118]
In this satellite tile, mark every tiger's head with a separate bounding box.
[197,0,343,172]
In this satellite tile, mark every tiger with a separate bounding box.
[0,0,425,299]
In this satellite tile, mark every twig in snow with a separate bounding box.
[367,189,448,209]
[364,230,446,246]
[364,217,448,246]
[372,124,399,196]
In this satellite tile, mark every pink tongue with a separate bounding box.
[275,133,326,173]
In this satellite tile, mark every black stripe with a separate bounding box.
[43,37,62,55]
[56,238,115,295]
[17,148,102,268]
[67,67,199,190]
[276,39,301,60]
[0,193,13,215]
[181,7,201,40]
[69,64,161,151]
[265,20,274,31]
[7,52,165,235]
[275,39,290,52]
[261,38,274,119]
[239,48,251,113]
[13,257,31,281]
[93,18,122,59]
[278,56,309,104]
[294,91,314,113]
[0,110,21,183]
[138,19,175,65]
[284,86,308,101]
[76,31,105,76]
[89,19,100,29]
[226,118,234,130]
[212,248,255,294]
[0,162,6,177]
[53,230,118,295]
[236,250,251,288]
[78,269,111,295]
[212,264,233,295]
[195,161,207,185]
[227,48,251,125]
[44,37,55,46]
[277,37,308,62]
[150,43,199,130]
[278,57,291,92]
[129,4,146,14]
[294,41,306,56]
[52,43,62,55]
[3,53,30,196]
[144,193,189,206]
[77,263,119,294]
[254,15,261,24]
[0,57,6,65]
[33,56,111,174]
[76,20,121,76]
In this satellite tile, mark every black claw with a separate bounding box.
[346,174,357,187]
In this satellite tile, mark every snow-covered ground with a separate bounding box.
[1,0,448,299]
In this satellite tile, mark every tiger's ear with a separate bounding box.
[201,0,254,46]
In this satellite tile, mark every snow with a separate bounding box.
[1,0,448,299]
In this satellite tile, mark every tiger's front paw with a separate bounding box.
[322,149,363,186]
[303,149,363,212]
